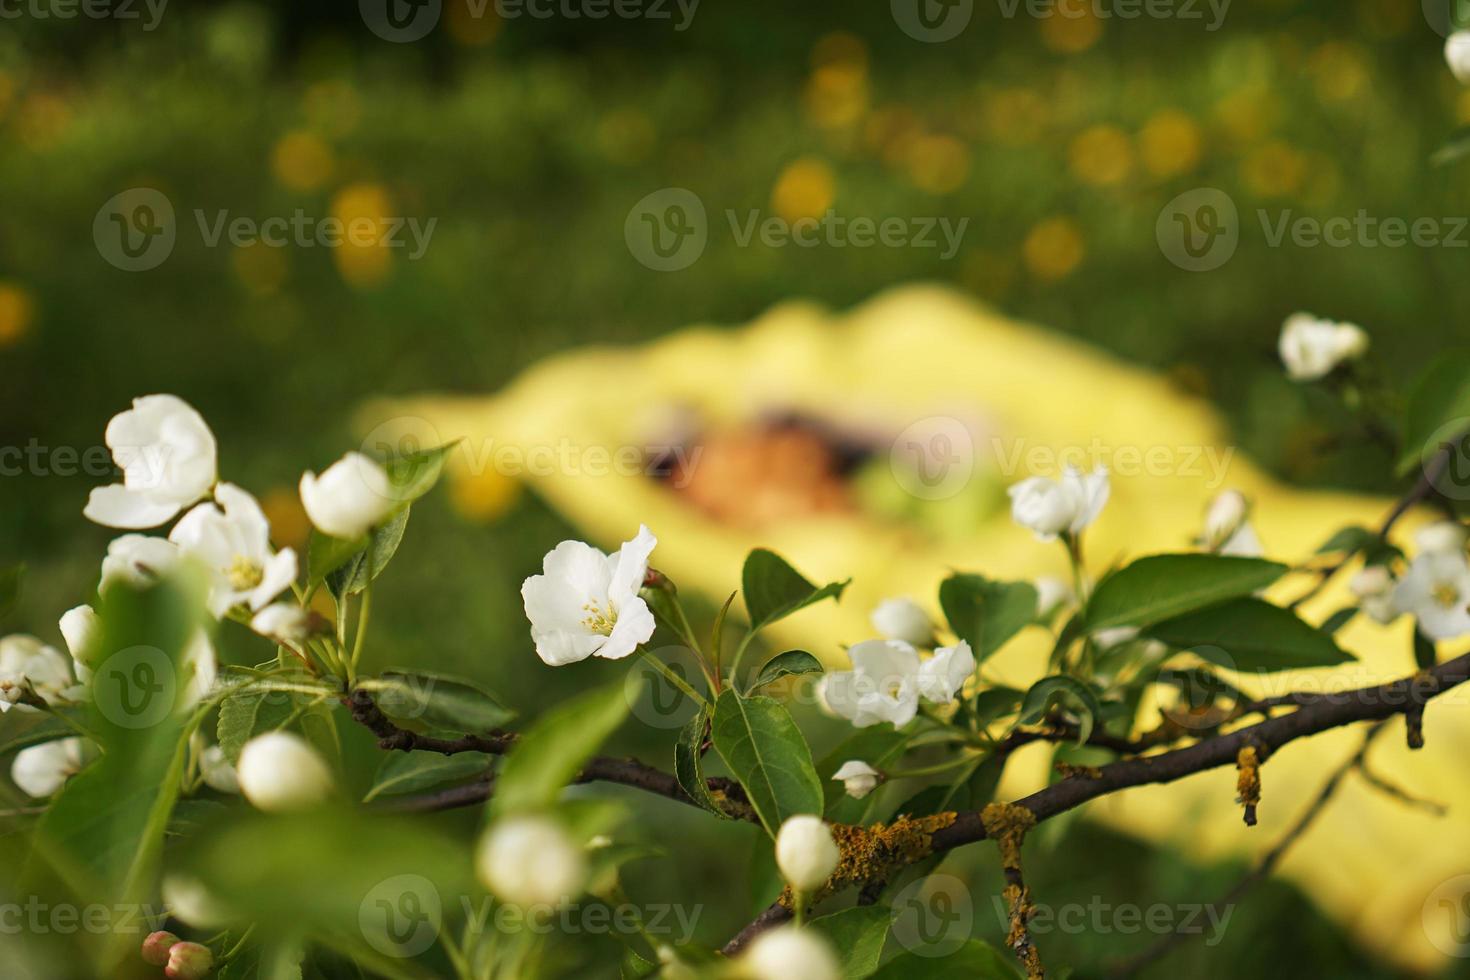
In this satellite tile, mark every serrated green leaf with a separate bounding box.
[217,690,294,764]
[674,711,726,817]
[382,441,457,506]
[328,507,410,598]
[1085,554,1288,631]
[1016,676,1102,745]
[750,650,823,691]
[490,681,629,818]
[710,689,823,836]
[306,530,369,589]
[364,751,490,802]
[939,574,1038,662]
[375,669,514,733]
[809,906,893,979]
[1147,598,1355,672]
[742,549,849,632]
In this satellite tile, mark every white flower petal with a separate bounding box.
[83,484,182,529]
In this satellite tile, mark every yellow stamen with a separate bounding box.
[228,555,264,591]
[581,599,617,636]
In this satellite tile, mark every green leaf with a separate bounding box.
[710,689,823,836]
[217,690,294,764]
[808,906,892,980]
[674,711,726,817]
[0,562,22,623]
[382,441,457,506]
[871,940,1020,979]
[939,574,1038,662]
[1085,554,1288,631]
[363,751,490,802]
[972,686,1024,726]
[819,728,909,823]
[1016,676,1102,745]
[306,530,369,589]
[1398,351,1470,475]
[327,507,410,598]
[741,549,849,632]
[1147,598,1356,672]
[750,650,824,691]
[1315,525,1377,556]
[490,681,629,819]
[374,669,514,733]
[1320,606,1358,635]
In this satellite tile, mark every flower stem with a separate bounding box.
[638,649,710,710]
[349,587,372,679]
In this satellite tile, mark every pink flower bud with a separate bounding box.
[140,930,180,966]
[165,941,214,979]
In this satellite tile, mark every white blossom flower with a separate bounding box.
[775,815,839,892]
[1414,521,1468,558]
[59,604,101,681]
[250,603,311,645]
[917,640,976,703]
[100,534,181,590]
[83,395,217,529]
[870,597,934,646]
[741,927,840,980]
[1278,313,1369,382]
[236,731,333,812]
[1394,552,1470,641]
[298,452,396,540]
[0,635,84,711]
[169,484,298,617]
[1034,576,1074,618]
[476,816,587,907]
[831,760,881,800]
[818,639,921,728]
[1350,566,1399,625]
[1008,466,1110,541]
[12,737,93,797]
[200,745,239,794]
[521,525,658,666]
[1448,31,1470,84]
[1201,490,1263,557]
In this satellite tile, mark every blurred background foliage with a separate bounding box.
[2,0,1469,975]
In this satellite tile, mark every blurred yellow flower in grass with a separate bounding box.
[904,134,970,194]
[771,158,835,223]
[271,130,335,193]
[330,182,395,289]
[449,467,522,524]
[805,32,869,131]
[1038,2,1102,53]
[1067,125,1134,187]
[303,81,362,139]
[596,108,656,165]
[1138,109,1203,179]
[980,87,1049,147]
[1022,216,1085,281]
[231,240,289,297]
[1308,42,1370,104]
[373,286,1460,971]
[863,105,922,167]
[1214,86,1279,146]
[0,283,35,347]
[1240,139,1307,198]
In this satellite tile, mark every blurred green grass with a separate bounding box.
[2,2,1469,975]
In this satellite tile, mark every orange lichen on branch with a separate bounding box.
[1236,745,1262,826]
[782,813,957,906]
[981,803,1044,979]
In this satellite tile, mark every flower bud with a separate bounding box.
[1449,31,1470,84]
[164,941,214,980]
[1278,313,1369,381]
[140,930,180,966]
[476,816,587,907]
[774,815,839,892]
[831,760,881,800]
[869,598,934,646]
[1203,490,1248,548]
[299,452,396,540]
[741,926,840,980]
[236,731,333,812]
[249,603,312,645]
[59,605,101,671]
